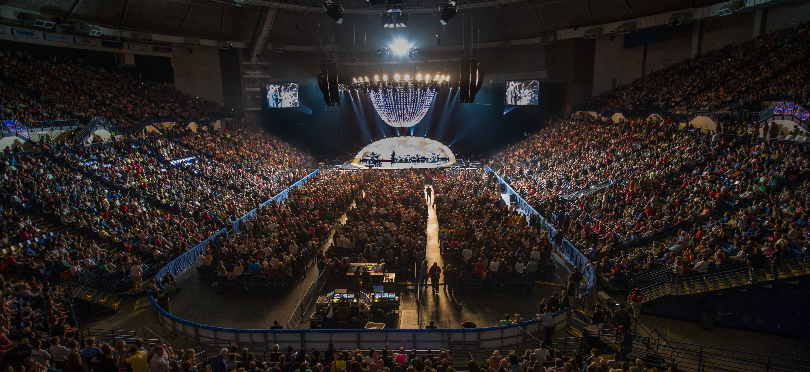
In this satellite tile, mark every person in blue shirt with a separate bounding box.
[207,349,228,372]
[248,261,261,273]
[82,337,103,369]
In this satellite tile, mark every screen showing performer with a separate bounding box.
[266,83,300,108]
[504,80,539,106]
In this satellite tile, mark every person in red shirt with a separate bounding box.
[474,259,486,277]
[630,288,644,318]
[428,262,441,293]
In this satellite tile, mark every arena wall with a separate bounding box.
[172,47,226,105]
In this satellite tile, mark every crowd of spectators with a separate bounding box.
[431,169,557,287]
[495,114,810,286]
[195,170,356,285]
[318,170,429,285]
[0,50,226,127]
[586,22,810,114]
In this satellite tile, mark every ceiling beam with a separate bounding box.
[527,0,547,36]
[119,0,130,29]
[176,4,193,34]
[65,0,83,21]
[220,5,226,39]
[584,0,593,26]
[249,7,278,64]
[620,0,637,18]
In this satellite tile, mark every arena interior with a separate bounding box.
[0,0,810,371]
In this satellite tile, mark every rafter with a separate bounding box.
[176,4,193,34]
[119,0,130,29]
[527,0,547,36]
[584,0,593,26]
[220,5,226,40]
[65,0,83,21]
[620,0,637,18]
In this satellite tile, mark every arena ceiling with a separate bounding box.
[1,0,726,42]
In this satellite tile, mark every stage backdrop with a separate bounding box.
[261,79,564,159]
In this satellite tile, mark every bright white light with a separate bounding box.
[383,75,388,81]
[374,75,380,82]
[404,74,410,80]
[352,78,358,83]
[389,39,413,55]
[425,74,431,81]
[417,74,422,81]
[394,74,401,82]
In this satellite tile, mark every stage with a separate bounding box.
[351,136,456,169]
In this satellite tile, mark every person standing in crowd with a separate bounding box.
[630,288,644,318]
[537,307,555,348]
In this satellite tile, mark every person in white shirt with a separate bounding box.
[693,256,710,273]
[514,259,525,274]
[149,346,169,372]
[49,337,71,366]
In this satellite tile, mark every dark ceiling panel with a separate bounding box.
[537,0,590,33]
[501,6,541,39]
[71,0,127,26]
[3,0,74,15]
[627,0,688,17]
[222,7,260,40]
[180,3,224,39]
[124,0,188,34]
[589,0,634,26]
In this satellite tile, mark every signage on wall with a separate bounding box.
[11,28,38,39]
[128,43,149,52]
[0,26,5,35]
[152,46,172,53]
[101,40,124,49]
[44,33,68,43]
[73,37,97,46]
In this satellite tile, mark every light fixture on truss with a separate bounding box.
[345,73,451,128]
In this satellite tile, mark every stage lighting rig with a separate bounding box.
[323,2,344,24]
[344,73,451,128]
[439,1,457,25]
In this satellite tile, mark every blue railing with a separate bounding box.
[486,167,596,299]
[145,167,576,349]
[153,228,228,284]
[232,169,319,233]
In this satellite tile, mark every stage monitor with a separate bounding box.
[504,80,539,106]
[266,83,300,108]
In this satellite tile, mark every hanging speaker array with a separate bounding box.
[318,60,341,106]
[459,58,483,103]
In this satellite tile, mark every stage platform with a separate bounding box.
[351,136,456,169]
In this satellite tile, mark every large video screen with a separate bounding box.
[505,80,539,106]
[266,83,299,108]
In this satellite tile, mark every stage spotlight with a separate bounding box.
[353,78,358,83]
[416,73,422,81]
[389,39,413,55]
[394,74,401,81]
[374,75,380,81]
[383,74,388,81]
[381,14,394,28]
[404,74,410,80]
[439,3,457,25]
[323,3,344,24]
[425,74,430,81]
[364,76,369,82]
[396,13,408,27]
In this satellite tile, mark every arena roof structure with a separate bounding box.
[0,0,737,43]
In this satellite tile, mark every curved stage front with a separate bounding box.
[351,136,456,169]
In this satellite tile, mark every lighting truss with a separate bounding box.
[344,74,452,128]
